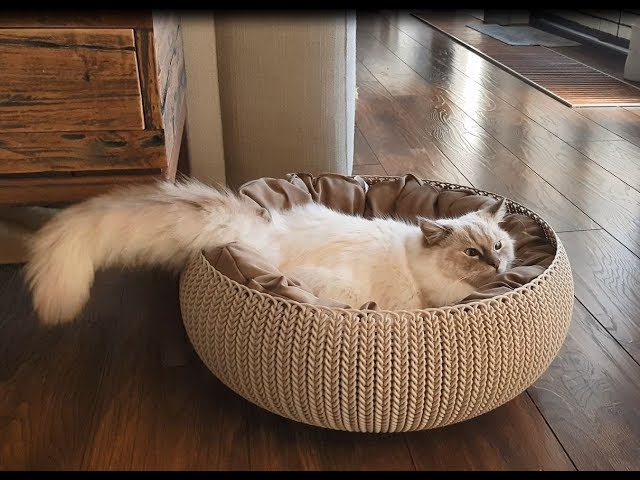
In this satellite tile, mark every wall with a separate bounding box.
[180,12,227,186]
[214,12,356,188]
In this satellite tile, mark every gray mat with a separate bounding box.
[467,24,581,47]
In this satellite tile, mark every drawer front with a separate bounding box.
[0,28,144,132]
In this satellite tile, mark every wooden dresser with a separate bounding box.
[0,11,186,206]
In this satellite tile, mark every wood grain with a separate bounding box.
[165,97,186,183]
[355,81,470,185]
[392,93,599,233]
[473,109,640,256]
[578,107,640,147]
[356,28,639,249]
[0,29,144,132]
[559,229,640,363]
[405,394,575,470]
[369,30,640,253]
[247,404,416,470]
[410,13,640,108]
[356,60,377,83]
[355,31,600,233]
[152,12,187,172]
[80,270,250,470]
[571,140,640,192]
[356,30,457,98]
[0,131,166,174]
[134,29,163,129]
[0,174,163,206]
[365,14,619,146]
[352,164,388,176]
[529,301,640,471]
[0,266,115,469]
[0,265,251,470]
[0,10,153,28]
[353,126,380,166]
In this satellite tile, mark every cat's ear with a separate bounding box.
[419,218,452,245]
[481,198,507,223]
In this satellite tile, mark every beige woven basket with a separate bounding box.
[179,176,574,433]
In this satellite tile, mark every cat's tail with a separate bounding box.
[24,178,270,325]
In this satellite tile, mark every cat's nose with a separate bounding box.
[487,257,500,270]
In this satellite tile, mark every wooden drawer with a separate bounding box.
[0,29,144,132]
[0,11,186,206]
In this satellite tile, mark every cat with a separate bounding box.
[24,178,516,325]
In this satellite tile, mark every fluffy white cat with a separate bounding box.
[24,178,516,325]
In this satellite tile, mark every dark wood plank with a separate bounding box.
[0,10,153,28]
[134,29,164,130]
[355,30,604,233]
[357,24,640,249]
[410,13,640,108]
[571,140,640,192]
[558,229,640,363]
[352,164,388,176]
[380,59,640,252]
[449,100,640,255]
[356,60,377,83]
[0,264,251,470]
[0,174,163,206]
[364,13,619,146]
[0,29,144,132]
[370,89,599,233]
[81,270,250,470]
[578,107,640,147]
[0,265,115,469]
[355,82,470,185]
[358,30,638,251]
[248,404,415,470]
[421,94,640,253]
[353,126,380,166]
[356,33,436,97]
[405,394,575,470]
[0,131,166,174]
[624,107,640,118]
[529,301,640,471]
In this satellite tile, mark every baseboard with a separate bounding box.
[531,12,630,54]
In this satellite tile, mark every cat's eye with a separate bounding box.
[465,248,480,257]
[494,241,502,251]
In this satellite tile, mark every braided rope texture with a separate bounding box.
[179,177,574,433]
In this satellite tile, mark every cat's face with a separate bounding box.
[418,199,516,287]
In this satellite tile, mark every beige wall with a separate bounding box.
[214,12,356,188]
[180,12,357,188]
[180,12,227,186]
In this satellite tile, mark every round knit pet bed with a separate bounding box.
[178,174,574,433]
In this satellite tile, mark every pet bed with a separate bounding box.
[179,174,573,433]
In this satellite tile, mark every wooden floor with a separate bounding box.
[2,11,640,471]
[410,12,640,107]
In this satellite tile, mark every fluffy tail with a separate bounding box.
[24,179,269,325]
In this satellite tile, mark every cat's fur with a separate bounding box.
[24,178,515,325]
